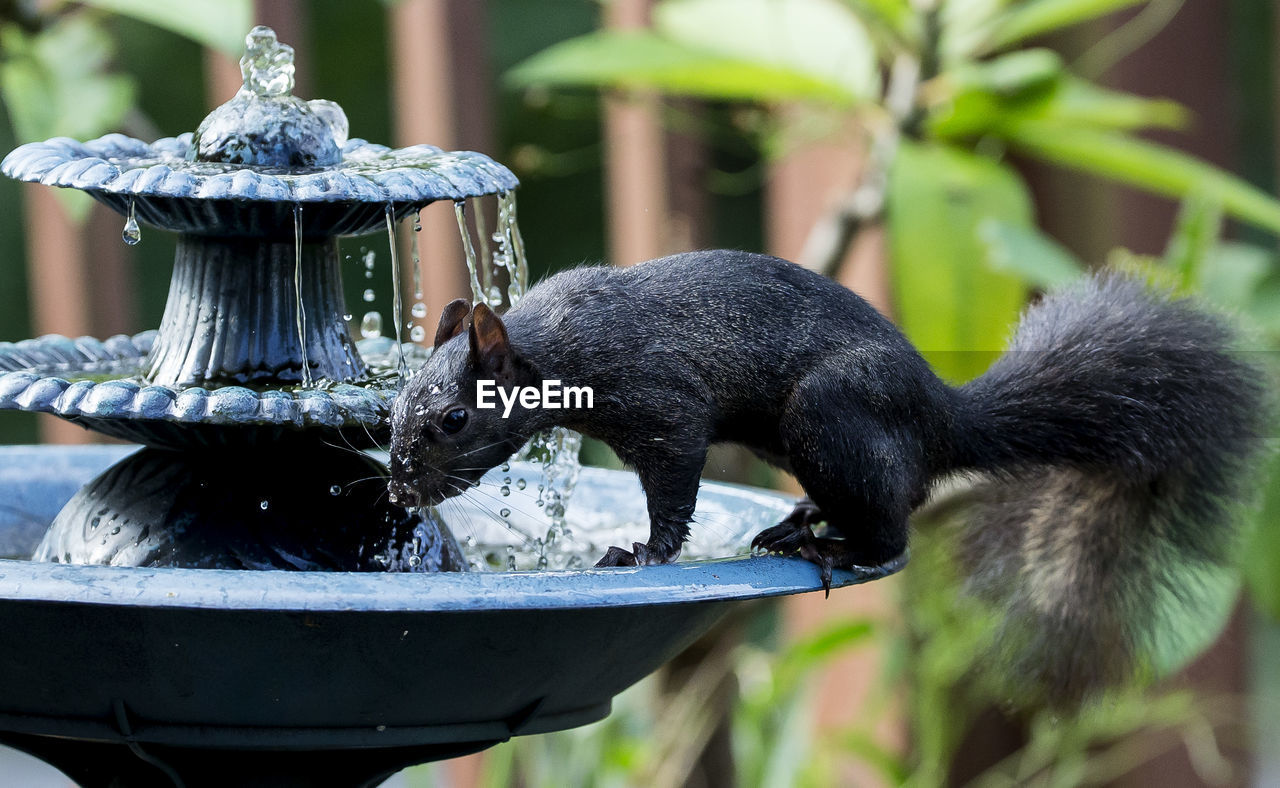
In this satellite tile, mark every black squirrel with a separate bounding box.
[388,250,1266,703]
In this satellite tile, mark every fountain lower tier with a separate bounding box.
[34,442,462,571]
[149,234,363,388]
[0,445,906,787]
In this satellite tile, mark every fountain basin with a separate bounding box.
[0,445,903,785]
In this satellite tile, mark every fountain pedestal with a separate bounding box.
[147,234,362,387]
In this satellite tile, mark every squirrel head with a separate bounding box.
[387,299,539,508]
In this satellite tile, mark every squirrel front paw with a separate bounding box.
[594,541,680,567]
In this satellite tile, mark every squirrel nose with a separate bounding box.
[387,481,420,508]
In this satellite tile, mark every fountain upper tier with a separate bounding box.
[0,26,518,444]
[2,25,517,237]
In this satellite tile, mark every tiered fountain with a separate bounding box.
[0,27,903,788]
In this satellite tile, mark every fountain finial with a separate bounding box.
[189,25,345,168]
[240,25,295,97]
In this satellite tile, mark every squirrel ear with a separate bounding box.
[433,298,472,349]
[469,303,514,384]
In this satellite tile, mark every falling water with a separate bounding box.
[454,201,484,303]
[122,199,141,245]
[475,200,492,297]
[384,204,407,385]
[451,190,584,568]
[501,191,530,306]
[293,203,312,387]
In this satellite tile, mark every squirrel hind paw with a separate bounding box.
[751,522,813,555]
[751,500,826,555]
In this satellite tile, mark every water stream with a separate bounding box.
[383,204,407,386]
[292,203,312,387]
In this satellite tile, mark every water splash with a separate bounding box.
[477,190,584,565]
[384,205,408,386]
[292,203,312,387]
[122,199,141,245]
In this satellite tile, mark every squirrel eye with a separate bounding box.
[440,407,468,435]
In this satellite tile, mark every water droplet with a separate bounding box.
[515,478,526,490]
[110,526,121,535]
[363,288,376,302]
[501,462,511,473]
[363,249,376,270]
[122,203,141,245]
[329,484,342,496]
[409,325,426,343]
[500,508,512,518]
[90,517,101,529]
[411,302,427,319]
[343,313,353,322]
[500,486,510,497]
[259,499,270,510]
[503,477,512,485]
[408,554,422,567]
[361,312,383,339]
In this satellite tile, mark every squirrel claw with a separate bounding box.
[799,542,835,597]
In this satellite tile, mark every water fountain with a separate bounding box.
[0,27,904,787]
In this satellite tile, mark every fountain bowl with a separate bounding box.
[0,445,903,785]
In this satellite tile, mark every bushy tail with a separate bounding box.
[950,273,1269,706]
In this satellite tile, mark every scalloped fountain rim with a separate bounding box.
[1,133,519,205]
[0,553,906,612]
[0,331,402,430]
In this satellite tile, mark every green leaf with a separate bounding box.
[506,30,859,105]
[655,0,880,101]
[836,0,915,42]
[931,71,1186,141]
[986,0,1148,52]
[1248,457,1280,606]
[1002,120,1280,234]
[1163,194,1224,289]
[77,0,252,56]
[887,142,1030,382]
[0,19,135,145]
[940,0,1010,62]
[958,48,1065,96]
[979,218,1086,289]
